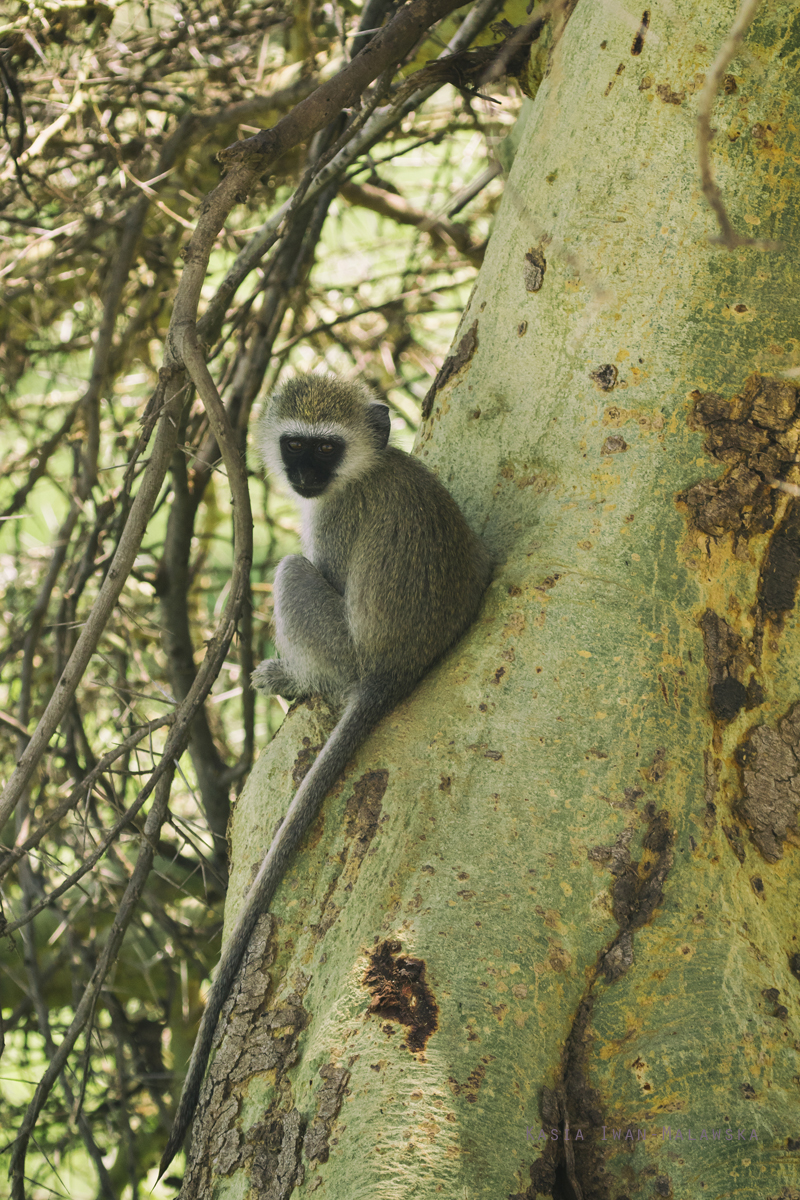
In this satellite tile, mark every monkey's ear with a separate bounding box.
[366,403,391,449]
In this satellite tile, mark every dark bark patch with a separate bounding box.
[604,64,625,95]
[292,733,326,789]
[713,676,748,721]
[590,363,618,391]
[680,374,800,539]
[363,939,439,1053]
[746,676,766,710]
[587,808,675,1000]
[247,1108,305,1199]
[313,769,388,938]
[523,246,546,292]
[684,376,800,658]
[180,917,312,1197]
[656,83,685,104]
[513,1085,590,1200]
[600,929,634,982]
[601,434,628,455]
[722,822,747,863]
[560,1000,606,1195]
[421,319,478,420]
[699,609,753,722]
[519,1151,557,1199]
[631,10,650,55]
[534,572,561,592]
[447,1055,494,1102]
[302,1064,350,1165]
[683,468,767,538]
[610,808,674,933]
[758,498,800,617]
[343,769,387,859]
[736,703,800,862]
[587,843,613,864]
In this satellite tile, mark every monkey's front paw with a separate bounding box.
[251,659,299,698]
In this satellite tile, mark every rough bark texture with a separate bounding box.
[185,2,800,1196]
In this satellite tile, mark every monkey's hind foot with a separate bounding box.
[251,659,300,699]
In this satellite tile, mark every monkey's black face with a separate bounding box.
[280,434,346,498]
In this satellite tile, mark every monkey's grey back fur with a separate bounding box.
[159,373,491,1177]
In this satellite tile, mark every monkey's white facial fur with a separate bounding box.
[258,374,391,499]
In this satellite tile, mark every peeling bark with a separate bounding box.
[682,375,800,540]
[737,704,800,863]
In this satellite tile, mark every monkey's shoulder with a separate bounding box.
[362,447,469,519]
[346,448,488,571]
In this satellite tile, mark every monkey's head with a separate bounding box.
[258,374,392,499]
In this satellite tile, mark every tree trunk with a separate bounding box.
[179,2,800,1196]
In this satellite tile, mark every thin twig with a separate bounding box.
[696,0,774,249]
[0,377,185,835]
[0,715,174,883]
[9,769,175,1200]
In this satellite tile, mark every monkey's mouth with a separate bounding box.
[292,484,326,499]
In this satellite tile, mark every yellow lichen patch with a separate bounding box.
[603,404,665,432]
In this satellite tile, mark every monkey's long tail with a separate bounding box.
[157,679,398,1179]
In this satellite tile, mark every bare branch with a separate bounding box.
[696,0,770,249]
[0,715,173,883]
[9,769,175,1199]
[0,382,184,834]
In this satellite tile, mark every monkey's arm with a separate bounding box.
[256,554,359,703]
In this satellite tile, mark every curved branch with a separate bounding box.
[0,377,184,836]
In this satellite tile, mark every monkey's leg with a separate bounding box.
[259,555,359,702]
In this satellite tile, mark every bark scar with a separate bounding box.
[363,939,439,1053]
[421,319,478,420]
[680,374,800,540]
[736,702,800,862]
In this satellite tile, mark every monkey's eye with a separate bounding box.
[317,443,335,455]
[285,440,303,453]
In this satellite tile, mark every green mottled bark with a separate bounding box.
[183,2,800,1196]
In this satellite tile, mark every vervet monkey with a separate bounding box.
[160,373,491,1175]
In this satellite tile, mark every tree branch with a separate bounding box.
[696,0,770,249]
[0,378,184,835]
